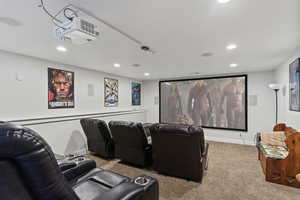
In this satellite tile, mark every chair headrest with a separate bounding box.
[109,121,143,129]
[0,122,79,199]
[0,122,51,157]
[81,118,107,126]
[150,123,203,136]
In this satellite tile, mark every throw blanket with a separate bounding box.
[259,131,289,159]
[261,131,287,147]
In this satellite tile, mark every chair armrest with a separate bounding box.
[145,144,152,151]
[58,162,77,171]
[256,132,261,147]
[93,182,144,200]
[144,144,153,166]
[202,143,209,157]
[63,160,96,181]
[202,143,209,170]
[143,123,156,145]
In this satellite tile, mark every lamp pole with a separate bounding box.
[269,83,280,125]
[274,89,279,124]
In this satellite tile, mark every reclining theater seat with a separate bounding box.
[109,121,152,167]
[0,122,159,200]
[80,118,114,158]
[150,123,209,182]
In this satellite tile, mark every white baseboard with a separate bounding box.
[206,136,255,146]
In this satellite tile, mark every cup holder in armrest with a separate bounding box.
[68,156,87,165]
[134,177,150,186]
[73,157,85,162]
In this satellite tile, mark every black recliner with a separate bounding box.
[0,122,159,200]
[80,118,114,158]
[150,123,209,182]
[109,121,152,167]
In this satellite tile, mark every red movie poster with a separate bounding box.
[48,68,74,109]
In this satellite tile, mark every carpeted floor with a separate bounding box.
[87,142,300,200]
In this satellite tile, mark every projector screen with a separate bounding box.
[159,75,247,131]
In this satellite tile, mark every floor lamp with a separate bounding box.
[269,84,280,124]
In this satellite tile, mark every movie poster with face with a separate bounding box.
[160,75,247,131]
[48,68,74,109]
[132,82,141,106]
[104,78,118,107]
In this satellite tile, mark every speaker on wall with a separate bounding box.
[282,85,287,97]
[88,84,95,97]
[15,73,24,81]
[249,95,258,106]
[154,96,159,105]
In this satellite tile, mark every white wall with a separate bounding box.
[0,50,143,120]
[142,71,276,145]
[143,81,160,123]
[275,48,300,130]
[0,50,145,154]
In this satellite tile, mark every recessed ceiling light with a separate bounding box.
[132,64,141,67]
[230,63,238,68]
[113,63,121,68]
[56,46,67,52]
[218,0,231,4]
[144,73,150,76]
[201,52,214,57]
[226,44,237,50]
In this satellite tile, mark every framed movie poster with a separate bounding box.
[159,75,247,131]
[132,82,141,106]
[104,78,118,107]
[48,68,74,109]
[289,58,300,111]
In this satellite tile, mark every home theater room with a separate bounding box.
[0,0,300,199]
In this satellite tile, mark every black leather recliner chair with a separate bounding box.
[0,122,159,200]
[109,121,152,167]
[150,123,209,182]
[80,118,114,158]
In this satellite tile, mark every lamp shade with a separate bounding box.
[269,83,281,90]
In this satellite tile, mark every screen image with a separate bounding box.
[48,68,74,109]
[160,75,247,131]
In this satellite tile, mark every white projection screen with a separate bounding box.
[159,75,247,131]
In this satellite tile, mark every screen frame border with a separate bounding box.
[159,74,248,132]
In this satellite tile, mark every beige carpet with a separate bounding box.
[85,154,111,167]
[87,142,300,200]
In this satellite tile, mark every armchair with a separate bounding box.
[109,121,152,167]
[149,123,209,182]
[80,118,114,158]
[0,122,159,200]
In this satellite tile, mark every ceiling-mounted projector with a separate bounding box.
[54,17,99,45]
[41,1,155,52]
